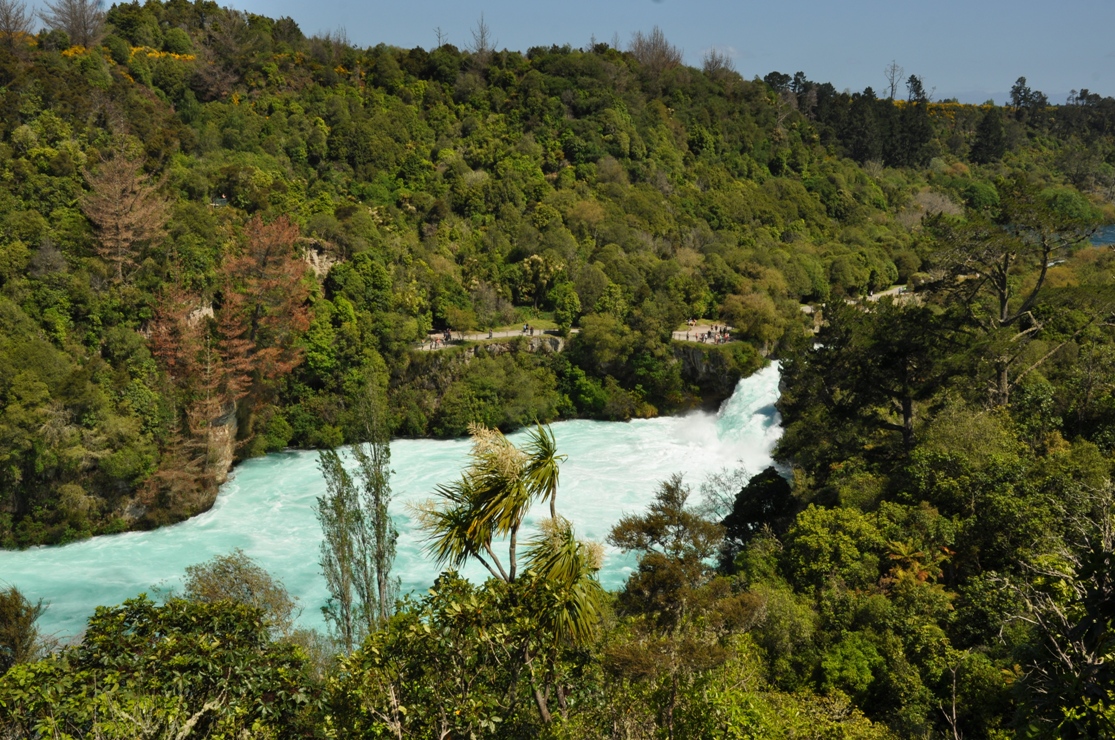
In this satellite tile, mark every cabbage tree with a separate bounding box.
[416,422,604,722]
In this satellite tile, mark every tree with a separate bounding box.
[764,70,791,92]
[38,0,104,48]
[316,450,359,653]
[80,148,170,283]
[217,216,310,436]
[149,285,205,395]
[721,291,784,350]
[0,586,44,674]
[1009,76,1032,108]
[145,284,242,511]
[0,597,312,737]
[720,466,794,568]
[852,300,959,448]
[444,305,475,339]
[783,504,886,594]
[609,474,725,626]
[0,0,31,50]
[844,88,884,163]
[882,75,934,167]
[315,395,398,654]
[776,300,959,487]
[629,26,682,78]
[970,106,1006,164]
[883,59,904,100]
[926,175,1103,404]
[1008,485,1115,736]
[1010,76,1048,123]
[906,74,928,103]
[219,217,309,379]
[416,422,604,722]
[606,476,762,737]
[336,573,527,737]
[181,549,300,638]
[467,12,494,66]
[701,48,735,80]
[357,397,398,627]
[550,281,581,333]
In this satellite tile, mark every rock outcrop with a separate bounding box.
[672,342,762,400]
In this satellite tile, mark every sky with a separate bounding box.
[190,0,1115,104]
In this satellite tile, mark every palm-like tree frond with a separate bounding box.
[524,424,566,518]
[525,517,583,584]
[524,518,605,645]
[414,480,492,570]
[467,463,532,538]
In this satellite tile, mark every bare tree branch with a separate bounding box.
[38,0,105,48]
[701,48,735,79]
[467,13,494,66]
[629,26,682,78]
[884,59,904,100]
[0,0,32,50]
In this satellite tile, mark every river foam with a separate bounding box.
[0,363,782,639]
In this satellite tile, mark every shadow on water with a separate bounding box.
[754,403,779,420]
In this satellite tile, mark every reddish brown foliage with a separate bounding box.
[218,215,310,386]
[145,216,311,507]
[81,149,169,283]
[150,285,204,390]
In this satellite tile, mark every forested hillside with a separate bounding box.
[2,1,1113,548]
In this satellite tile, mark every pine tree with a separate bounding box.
[80,149,169,283]
[844,89,884,163]
[218,216,310,387]
[970,107,1006,164]
[216,215,310,443]
[147,285,230,510]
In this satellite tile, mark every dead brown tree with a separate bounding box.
[629,26,682,78]
[701,48,736,80]
[467,13,494,62]
[81,149,170,283]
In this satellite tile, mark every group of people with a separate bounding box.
[682,319,731,344]
[426,328,454,349]
[521,323,536,335]
[699,328,731,344]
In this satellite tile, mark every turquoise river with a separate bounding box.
[0,363,782,640]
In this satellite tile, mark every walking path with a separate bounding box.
[865,284,908,302]
[415,327,570,351]
[415,322,738,352]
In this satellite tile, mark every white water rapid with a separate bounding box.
[0,363,782,639]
